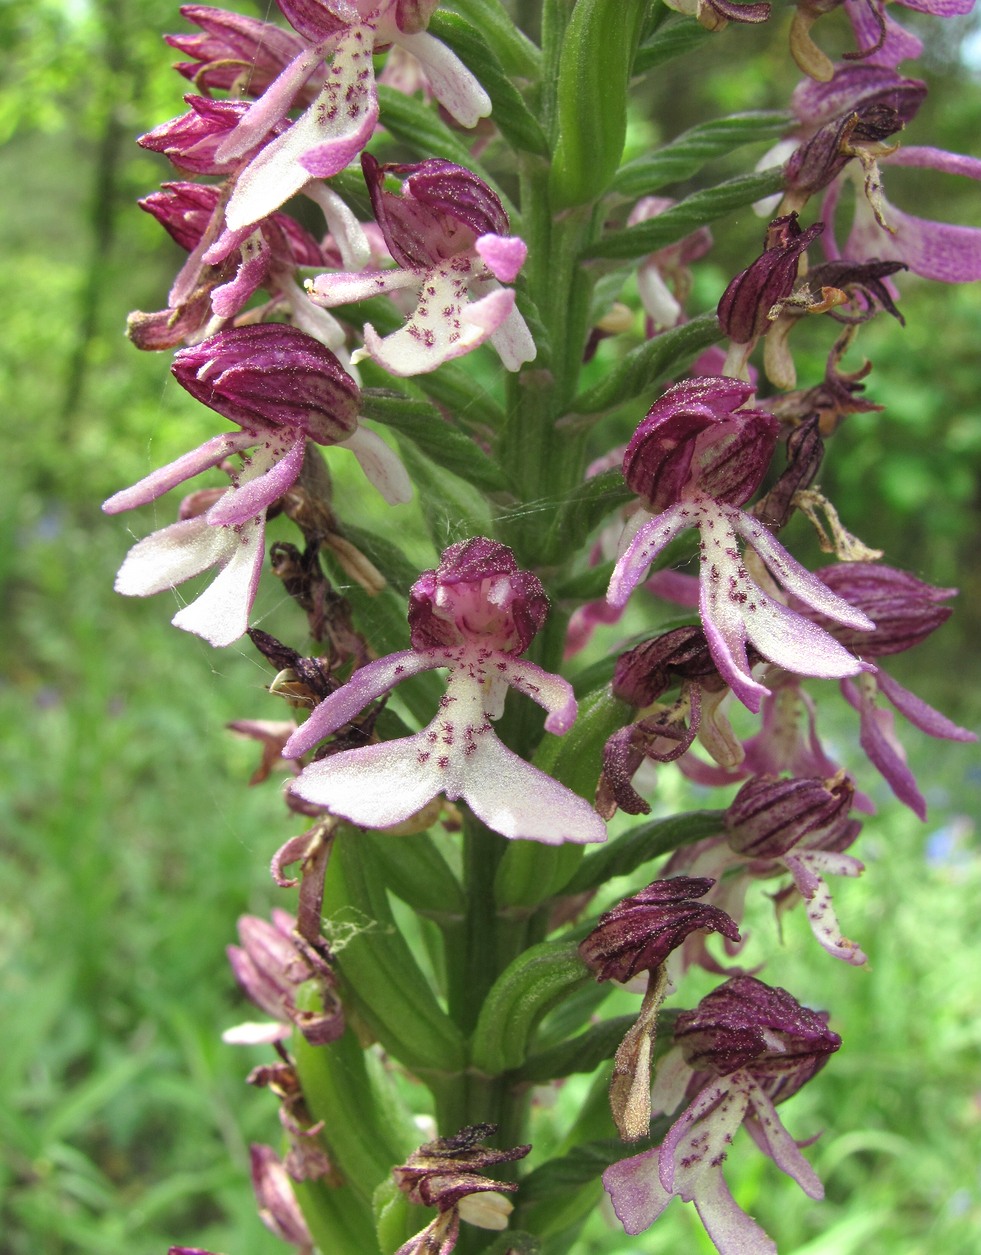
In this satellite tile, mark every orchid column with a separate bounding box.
[109,2,978,1254]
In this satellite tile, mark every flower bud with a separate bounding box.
[408,539,548,654]
[250,1144,314,1247]
[138,96,282,175]
[579,877,740,982]
[674,975,840,1090]
[139,181,219,252]
[725,773,855,859]
[363,153,511,271]
[227,909,344,1045]
[166,6,307,97]
[612,626,726,708]
[623,376,779,511]
[718,213,824,344]
[172,325,360,444]
[785,69,926,200]
[812,563,956,656]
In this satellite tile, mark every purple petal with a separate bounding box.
[876,669,978,741]
[307,267,418,306]
[225,29,378,230]
[214,44,328,164]
[396,29,491,127]
[488,299,537,370]
[842,675,926,818]
[603,1149,673,1236]
[336,426,414,505]
[731,511,874,631]
[460,732,606,844]
[846,196,981,283]
[171,518,265,646]
[358,273,514,376]
[744,1077,824,1197]
[887,145,981,179]
[290,731,445,826]
[782,852,867,966]
[102,432,253,514]
[497,659,577,733]
[660,1077,749,1197]
[210,230,271,318]
[284,649,440,757]
[475,234,527,283]
[693,1168,778,1255]
[206,437,305,526]
[607,503,691,610]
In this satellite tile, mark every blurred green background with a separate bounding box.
[2,2,979,1253]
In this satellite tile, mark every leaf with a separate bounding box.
[612,111,791,200]
[359,389,509,493]
[469,940,591,1074]
[564,810,726,893]
[397,441,494,556]
[583,167,786,261]
[428,12,549,156]
[326,833,466,1073]
[571,313,721,415]
[445,0,542,77]
[359,830,464,918]
[518,1014,636,1083]
[550,0,649,208]
[544,468,634,554]
[520,1139,642,1202]
[634,14,712,73]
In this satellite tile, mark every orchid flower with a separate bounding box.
[307,154,535,376]
[604,976,840,1255]
[104,325,410,646]
[606,377,876,712]
[285,539,607,844]
[207,0,491,232]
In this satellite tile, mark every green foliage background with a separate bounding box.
[1,2,979,1253]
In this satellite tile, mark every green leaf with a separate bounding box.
[359,389,509,493]
[564,809,726,894]
[493,839,586,913]
[612,111,791,200]
[550,0,649,208]
[359,830,464,919]
[446,0,542,77]
[327,831,466,1073]
[584,167,785,260]
[293,1171,379,1255]
[553,559,616,604]
[337,522,429,596]
[397,441,494,554]
[479,1233,542,1255]
[293,1021,410,1208]
[544,468,633,555]
[358,355,506,433]
[428,12,549,157]
[469,939,591,1074]
[518,1014,636,1083]
[520,1134,663,1206]
[633,14,712,73]
[571,312,720,415]
[376,86,515,217]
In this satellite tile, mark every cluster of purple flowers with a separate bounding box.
[111,2,977,1253]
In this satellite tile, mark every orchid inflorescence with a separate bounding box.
[114,2,977,1253]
